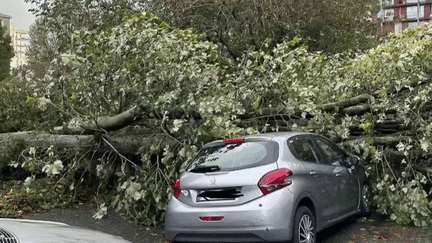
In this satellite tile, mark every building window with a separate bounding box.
[407,0,425,3]
[407,6,424,19]
[408,22,418,28]
[408,21,427,29]
[381,9,395,21]
[382,0,394,6]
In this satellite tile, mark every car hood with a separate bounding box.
[0,219,130,243]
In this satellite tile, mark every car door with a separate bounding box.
[311,135,360,216]
[287,135,340,221]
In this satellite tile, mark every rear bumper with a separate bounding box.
[164,188,295,242]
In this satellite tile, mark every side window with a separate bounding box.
[288,136,318,163]
[314,137,346,166]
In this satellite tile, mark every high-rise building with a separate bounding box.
[377,0,432,34]
[0,12,12,34]
[0,12,31,69]
[10,23,30,68]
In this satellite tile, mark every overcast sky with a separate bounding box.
[1,0,36,30]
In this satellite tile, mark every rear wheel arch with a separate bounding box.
[296,197,316,222]
[291,196,321,234]
[357,165,367,183]
[288,193,319,241]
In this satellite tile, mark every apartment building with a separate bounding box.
[0,12,12,34]
[378,0,432,34]
[0,12,30,68]
[10,23,30,68]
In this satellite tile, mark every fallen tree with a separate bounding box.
[0,131,177,155]
[2,13,432,227]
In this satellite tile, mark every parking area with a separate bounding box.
[24,201,432,243]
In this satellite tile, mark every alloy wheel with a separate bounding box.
[362,184,371,214]
[298,214,314,243]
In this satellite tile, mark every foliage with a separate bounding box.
[0,77,47,132]
[151,0,380,56]
[24,0,149,80]
[0,179,69,217]
[0,21,14,81]
[50,12,252,225]
[11,146,65,177]
[363,140,432,227]
[111,144,196,225]
[41,12,244,134]
[4,9,432,227]
[0,140,27,168]
[0,143,107,217]
[336,26,432,226]
[374,173,432,226]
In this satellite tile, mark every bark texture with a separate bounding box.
[0,132,177,154]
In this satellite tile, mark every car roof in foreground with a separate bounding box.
[0,218,131,243]
[204,131,313,147]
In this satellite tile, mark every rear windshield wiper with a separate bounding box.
[189,165,221,173]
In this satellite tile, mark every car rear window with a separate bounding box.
[187,141,279,172]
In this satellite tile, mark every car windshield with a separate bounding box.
[187,141,279,172]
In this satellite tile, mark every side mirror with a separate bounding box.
[347,155,360,166]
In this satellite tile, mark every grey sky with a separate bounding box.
[1,0,36,30]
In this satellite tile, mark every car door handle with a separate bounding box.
[335,173,342,177]
[309,171,318,176]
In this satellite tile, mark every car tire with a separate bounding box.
[360,182,371,217]
[292,206,316,243]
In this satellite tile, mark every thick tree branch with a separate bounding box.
[0,132,177,155]
[316,94,371,112]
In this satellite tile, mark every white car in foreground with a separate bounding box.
[0,218,130,243]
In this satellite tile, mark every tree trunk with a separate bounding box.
[316,94,371,112]
[53,105,145,134]
[0,132,177,154]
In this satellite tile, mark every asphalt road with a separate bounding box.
[24,201,167,243]
[320,214,432,243]
[24,202,432,243]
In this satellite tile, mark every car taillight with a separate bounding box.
[199,216,224,221]
[172,180,181,199]
[223,138,245,145]
[258,168,293,195]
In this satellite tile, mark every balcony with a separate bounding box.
[382,0,428,9]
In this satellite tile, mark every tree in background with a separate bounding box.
[151,0,380,57]
[24,0,149,79]
[0,22,14,80]
[24,0,381,66]
[26,19,59,80]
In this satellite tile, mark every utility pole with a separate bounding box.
[380,0,383,27]
[417,0,420,26]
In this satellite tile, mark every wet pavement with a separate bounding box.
[23,202,432,243]
[24,201,168,243]
[320,214,432,243]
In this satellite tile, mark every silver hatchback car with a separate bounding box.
[164,132,370,243]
